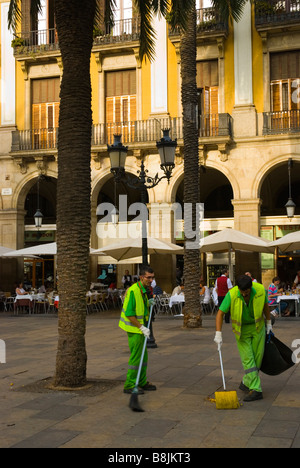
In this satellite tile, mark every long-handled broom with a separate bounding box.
[214,345,240,410]
[129,304,154,412]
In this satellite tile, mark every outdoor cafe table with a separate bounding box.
[14,294,35,314]
[277,294,300,317]
[169,293,185,317]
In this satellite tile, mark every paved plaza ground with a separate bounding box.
[0,310,299,449]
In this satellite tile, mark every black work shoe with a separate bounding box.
[243,390,263,402]
[141,382,157,391]
[239,382,249,392]
[123,387,144,395]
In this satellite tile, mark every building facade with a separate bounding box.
[0,0,300,291]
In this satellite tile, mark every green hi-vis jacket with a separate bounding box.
[229,282,266,340]
[119,282,149,334]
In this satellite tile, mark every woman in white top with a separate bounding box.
[200,282,211,304]
[15,282,28,295]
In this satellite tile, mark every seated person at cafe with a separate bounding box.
[293,270,300,289]
[15,281,28,296]
[200,282,211,304]
[121,270,132,289]
[172,279,184,296]
[268,276,289,317]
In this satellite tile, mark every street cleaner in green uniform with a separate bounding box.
[119,265,157,394]
[214,275,272,402]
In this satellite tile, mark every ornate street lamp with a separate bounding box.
[285,159,296,219]
[107,134,128,180]
[107,130,177,348]
[107,129,177,265]
[34,176,43,229]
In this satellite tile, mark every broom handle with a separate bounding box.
[134,304,154,389]
[218,347,226,391]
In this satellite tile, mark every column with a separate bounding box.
[150,14,169,118]
[232,3,257,137]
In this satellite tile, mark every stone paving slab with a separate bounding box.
[0,312,299,449]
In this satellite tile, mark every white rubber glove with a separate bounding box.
[140,325,150,338]
[214,331,223,350]
[266,320,273,335]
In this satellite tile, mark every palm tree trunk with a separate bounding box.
[54,0,96,387]
[181,5,202,328]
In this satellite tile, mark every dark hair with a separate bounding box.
[222,268,229,275]
[236,275,252,291]
[272,276,280,283]
[139,265,154,276]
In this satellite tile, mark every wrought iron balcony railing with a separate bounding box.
[169,7,228,36]
[93,17,141,45]
[255,0,300,27]
[11,114,232,152]
[12,28,59,55]
[263,110,300,134]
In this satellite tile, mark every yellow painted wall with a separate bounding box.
[167,35,178,118]
[15,61,25,130]
[141,57,151,120]
[224,22,235,114]
[90,54,99,124]
[252,10,264,113]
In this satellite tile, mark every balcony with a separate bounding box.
[92,17,140,56]
[11,114,233,155]
[263,110,300,134]
[255,0,300,32]
[12,28,60,61]
[169,8,228,46]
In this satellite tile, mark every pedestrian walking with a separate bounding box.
[119,265,157,394]
[214,274,272,402]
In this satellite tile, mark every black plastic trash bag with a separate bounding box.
[260,333,295,376]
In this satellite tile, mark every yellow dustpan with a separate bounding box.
[214,347,239,410]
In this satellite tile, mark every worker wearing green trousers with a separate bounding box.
[214,275,272,402]
[235,322,266,393]
[126,332,148,390]
[119,265,157,394]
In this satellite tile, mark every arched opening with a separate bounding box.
[25,176,57,226]
[260,160,300,285]
[97,173,148,223]
[22,176,57,289]
[175,167,234,219]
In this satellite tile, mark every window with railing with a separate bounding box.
[105,69,136,143]
[113,0,133,34]
[268,50,300,132]
[197,60,219,136]
[32,78,60,149]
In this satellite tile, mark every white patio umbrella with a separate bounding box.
[200,228,274,279]
[269,230,300,252]
[0,246,17,257]
[91,236,184,261]
[2,242,99,257]
[200,228,274,254]
[0,245,39,258]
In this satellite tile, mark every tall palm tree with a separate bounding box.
[180,5,201,328]
[178,0,247,328]
[8,0,195,387]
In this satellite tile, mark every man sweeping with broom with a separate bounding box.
[119,265,157,397]
[214,275,272,402]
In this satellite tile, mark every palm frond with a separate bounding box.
[134,0,157,63]
[103,0,116,28]
[169,0,196,31]
[212,0,247,23]
[151,0,168,16]
[8,0,42,32]
[30,0,43,21]
[8,0,21,31]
